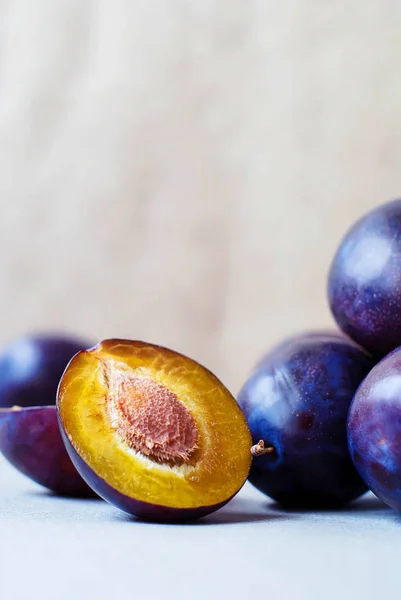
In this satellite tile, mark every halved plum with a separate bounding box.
[0,406,94,496]
[57,339,252,522]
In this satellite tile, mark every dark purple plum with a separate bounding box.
[0,334,92,408]
[0,333,95,495]
[0,406,94,496]
[348,347,401,511]
[237,331,373,508]
[328,199,401,357]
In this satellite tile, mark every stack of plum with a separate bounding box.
[1,199,401,522]
[240,198,401,512]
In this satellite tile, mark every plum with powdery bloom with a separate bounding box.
[348,346,401,511]
[238,331,373,508]
[328,198,401,357]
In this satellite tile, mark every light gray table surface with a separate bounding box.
[1,456,400,600]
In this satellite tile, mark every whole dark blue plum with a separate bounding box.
[348,347,401,511]
[328,199,401,357]
[237,331,373,508]
[0,334,92,408]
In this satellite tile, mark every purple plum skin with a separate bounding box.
[59,425,232,522]
[0,406,95,496]
[348,346,401,511]
[238,331,373,508]
[328,199,401,357]
[0,334,92,408]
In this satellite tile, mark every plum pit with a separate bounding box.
[103,361,199,465]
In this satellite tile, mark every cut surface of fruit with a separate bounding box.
[57,339,251,519]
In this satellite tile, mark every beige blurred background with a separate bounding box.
[0,2,400,392]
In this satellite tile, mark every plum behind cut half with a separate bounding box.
[0,334,95,496]
[238,331,373,508]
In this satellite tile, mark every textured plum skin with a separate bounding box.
[328,199,401,356]
[348,347,401,511]
[238,332,373,508]
[0,334,92,408]
[0,407,94,496]
[60,426,232,522]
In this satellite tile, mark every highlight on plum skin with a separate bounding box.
[0,333,93,408]
[0,333,95,496]
[348,347,401,512]
[328,198,401,357]
[57,339,252,522]
[0,406,95,496]
[237,331,374,509]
